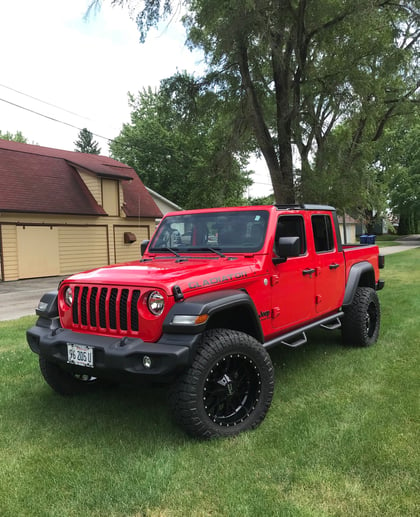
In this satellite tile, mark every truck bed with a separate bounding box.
[342,244,382,283]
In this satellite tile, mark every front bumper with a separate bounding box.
[27,318,200,382]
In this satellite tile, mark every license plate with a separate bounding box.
[67,343,94,368]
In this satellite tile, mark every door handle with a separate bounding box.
[329,263,340,270]
[303,268,316,276]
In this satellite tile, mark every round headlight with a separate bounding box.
[147,291,164,315]
[64,286,73,307]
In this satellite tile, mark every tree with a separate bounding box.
[377,109,420,234]
[0,130,28,143]
[89,0,419,207]
[110,74,251,209]
[74,128,101,154]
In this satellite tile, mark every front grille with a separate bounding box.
[71,285,141,334]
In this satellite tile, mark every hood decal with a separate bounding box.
[188,270,248,289]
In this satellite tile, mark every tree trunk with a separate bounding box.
[237,40,295,204]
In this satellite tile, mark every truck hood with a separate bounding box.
[66,256,263,296]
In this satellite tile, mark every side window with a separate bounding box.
[276,215,307,255]
[312,215,335,252]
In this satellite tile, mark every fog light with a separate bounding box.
[143,356,152,369]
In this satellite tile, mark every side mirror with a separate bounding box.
[140,239,150,256]
[274,236,300,264]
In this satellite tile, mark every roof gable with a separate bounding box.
[0,139,162,218]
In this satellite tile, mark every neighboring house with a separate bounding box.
[146,186,182,215]
[337,214,358,244]
[0,139,162,281]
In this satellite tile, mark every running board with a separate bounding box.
[281,332,307,348]
[263,312,344,350]
[320,317,342,330]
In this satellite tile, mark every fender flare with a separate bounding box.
[162,289,263,342]
[342,261,375,307]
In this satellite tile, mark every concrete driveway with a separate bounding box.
[0,276,64,322]
[1,237,419,322]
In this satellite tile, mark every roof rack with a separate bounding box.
[274,204,305,210]
[274,204,336,211]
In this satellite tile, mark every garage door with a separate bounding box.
[16,226,60,278]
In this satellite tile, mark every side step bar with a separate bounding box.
[281,332,307,348]
[263,312,344,350]
[320,317,342,330]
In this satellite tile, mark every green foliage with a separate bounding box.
[247,193,275,206]
[377,110,420,234]
[185,0,419,206]
[92,0,418,211]
[110,74,252,209]
[0,130,28,143]
[1,250,419,516]
[74,128,101,154]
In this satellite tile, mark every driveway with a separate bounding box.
[0,276,64,322]
[1,237,419,322]
[378,235,420,255]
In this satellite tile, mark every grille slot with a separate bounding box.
[71,285,141,333]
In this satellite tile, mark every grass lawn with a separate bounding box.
[1,250,419,516]
[375,234,403,247]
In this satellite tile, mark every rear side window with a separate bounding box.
[276,215,307,255]
[312,215,335,252]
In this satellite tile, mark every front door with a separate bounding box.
[271,215,316,330]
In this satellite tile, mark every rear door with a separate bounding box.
[311,213,345,314]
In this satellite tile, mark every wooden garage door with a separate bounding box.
[16,226,60,278]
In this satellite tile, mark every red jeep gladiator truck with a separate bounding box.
[27,204,384,438]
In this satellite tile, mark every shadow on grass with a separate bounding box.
[7,378,189,453]
[8,326,350,451]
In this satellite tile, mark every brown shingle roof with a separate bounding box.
[0,139,162,218]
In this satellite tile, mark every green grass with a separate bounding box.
[375,234,400,242]
[1,250,419,516]
[375,234,401,247]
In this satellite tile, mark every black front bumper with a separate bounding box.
[27,318,200,382]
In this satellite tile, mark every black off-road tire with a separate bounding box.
[342,287,381,347]
[169,329,274,439]
[39,355,101,396]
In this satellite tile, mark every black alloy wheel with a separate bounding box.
[203,353,262,427]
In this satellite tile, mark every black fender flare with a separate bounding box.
[342,262,375,307]
[162,289,263,342]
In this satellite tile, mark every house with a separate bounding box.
[146,186,182,215]
[337,214,358,244]
[0,139,162,281]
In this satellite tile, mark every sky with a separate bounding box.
[0,0,272,198]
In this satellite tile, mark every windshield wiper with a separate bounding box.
[152,247,181,258]
[186,247,226,258]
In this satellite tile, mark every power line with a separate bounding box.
[0,88,274,189]
[0,82,92,121]
[0,97,113,143]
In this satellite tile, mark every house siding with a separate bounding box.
[78,170,102,205]
[0,213,157,281]
[1,224,18,281]
[58,225,109,275]
[114,225,151,263]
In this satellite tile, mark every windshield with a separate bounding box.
[149,210,269,254]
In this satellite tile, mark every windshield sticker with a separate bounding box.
[188,271,248,289]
